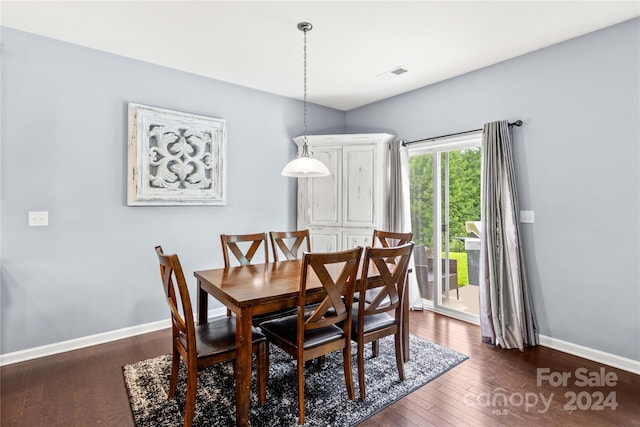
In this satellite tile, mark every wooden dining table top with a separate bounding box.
[194,258,383,309]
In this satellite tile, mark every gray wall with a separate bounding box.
[346,19,640,360]
[0,28,345,353]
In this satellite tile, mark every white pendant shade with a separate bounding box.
[281,156,330,177]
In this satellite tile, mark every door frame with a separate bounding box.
[408,131,482,325]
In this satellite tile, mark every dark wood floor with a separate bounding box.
[2,310,639,426]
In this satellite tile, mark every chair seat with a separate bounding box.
[354,288,390,305]
[350,305,396,336]
[260,314,344,349]
[252,307,299,325]
[179,317,266,357]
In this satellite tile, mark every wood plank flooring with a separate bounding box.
[2,310,638,426]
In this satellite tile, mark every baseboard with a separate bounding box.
[539,334,640,375]
[0,308,226,367]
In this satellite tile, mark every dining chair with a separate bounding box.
[155,246,268,427]
[269,230,311,261]
[220,232,268,318]
[259,247,363,425]
[271,229,329,367]
[220,232,296,325]
[220,232,270,267]
[350,242,414,400]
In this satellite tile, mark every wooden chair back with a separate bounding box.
[372,230,413,264]
[298,247,363,338]
[220,232,269,267]
[156,245,195,350]
[358,242,414,317]
[269,230,311,261]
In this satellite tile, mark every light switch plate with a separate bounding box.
[28,211,49,227]
[520,210,534,223]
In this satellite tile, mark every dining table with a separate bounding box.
[194,258,410,427]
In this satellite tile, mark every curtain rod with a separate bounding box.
[401,120,523,146]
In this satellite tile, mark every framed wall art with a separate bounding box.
[127,103,227,206]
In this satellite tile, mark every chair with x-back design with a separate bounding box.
[155,245,268,427]
[220,232,270,267]
[259,247,363,424]
[372,229,413,263]
[220,233,269,319]
[350,242,413,400]
[269,230,311,262]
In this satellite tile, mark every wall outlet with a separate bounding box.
[28,211,49,227]
[520,210,535,223]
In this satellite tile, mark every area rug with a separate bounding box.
[123,334,467,426]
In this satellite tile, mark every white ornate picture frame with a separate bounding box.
[127,103,227,206]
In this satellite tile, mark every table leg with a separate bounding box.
[197,280,208,325]
[235,306,253,427]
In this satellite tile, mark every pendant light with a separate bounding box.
[282,22,330,178]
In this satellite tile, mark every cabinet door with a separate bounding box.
[308,147,341,226]
[343,228,374,249]
[343,145,377,227]
[309,228,341,252]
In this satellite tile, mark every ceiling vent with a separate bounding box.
[377,66,409,80]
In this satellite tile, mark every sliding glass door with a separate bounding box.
[409,132,481,324]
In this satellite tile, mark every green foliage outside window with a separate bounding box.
[409,148,481,253]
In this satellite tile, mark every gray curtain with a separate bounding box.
[479,120,538,350]
[389,139,423,310]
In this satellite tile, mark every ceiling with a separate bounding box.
[2,1,638,111]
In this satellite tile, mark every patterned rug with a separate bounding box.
[123,334,467,426]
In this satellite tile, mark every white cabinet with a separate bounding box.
[295,133,394,251]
